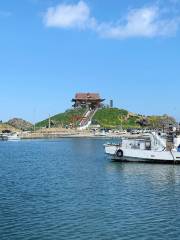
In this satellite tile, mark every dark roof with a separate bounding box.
[74,93,103,101]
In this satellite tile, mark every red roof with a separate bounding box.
[74,93,102,101]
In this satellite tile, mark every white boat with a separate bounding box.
[95,130,107,137]
[7,133,21,141]
[104,132,180,164]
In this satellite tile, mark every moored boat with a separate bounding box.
[104,132,180,164]
[7,133,21,141]
[0,132,21,141]
[0,134,8,141]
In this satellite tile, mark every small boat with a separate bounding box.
[104,132,180,164]
[7,133,21,141]
[1,132,21,141]
[0,134,8,141]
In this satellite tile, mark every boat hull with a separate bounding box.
[105,145,180,164]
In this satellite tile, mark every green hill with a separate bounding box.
[36,108,86,128]
[92,108,141,129]
[36,107,176,129]
[93,108,176,129]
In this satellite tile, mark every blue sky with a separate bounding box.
[0,0,180,122]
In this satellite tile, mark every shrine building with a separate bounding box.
[72,93,105,109]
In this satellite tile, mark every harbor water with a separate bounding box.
[0,138,180,240]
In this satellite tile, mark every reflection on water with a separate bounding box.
[0,139,180,240]
[107,161,180,185]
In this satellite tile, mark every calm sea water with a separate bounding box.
[0,138,180,240]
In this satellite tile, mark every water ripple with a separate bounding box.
[0,139,180,239]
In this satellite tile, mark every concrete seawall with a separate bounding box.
[20,129,138,140]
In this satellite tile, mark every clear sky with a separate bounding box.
[0,0,180,123]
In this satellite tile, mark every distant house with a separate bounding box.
[72,93,105,109]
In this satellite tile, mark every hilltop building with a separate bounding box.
[72,93,105,109]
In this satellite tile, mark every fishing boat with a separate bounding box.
[104,132,180,164]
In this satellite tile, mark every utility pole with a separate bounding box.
[48,114,51,129]
[33,108,36,132]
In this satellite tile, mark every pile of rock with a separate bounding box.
[7,118,33,131]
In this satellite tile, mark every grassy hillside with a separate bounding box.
[93,108,176,129]
[92,108,140,129]
[36,108,86,128]
[36,107,176,130]
[147,115,176,129]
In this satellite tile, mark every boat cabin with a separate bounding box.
[122,138,151,150]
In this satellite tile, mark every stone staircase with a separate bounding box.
[78,108,98,130]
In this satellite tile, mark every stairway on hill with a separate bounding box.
[79,108,98,130]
